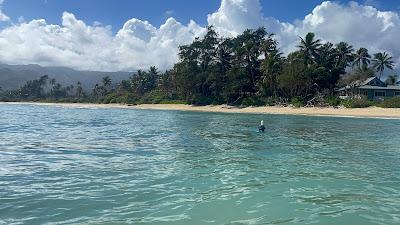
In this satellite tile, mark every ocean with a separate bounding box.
[0,103,399,225]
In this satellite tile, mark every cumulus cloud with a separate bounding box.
[291,1,400,67]
[207,0,266,36]
[0,12,205,71]
[0,0,10,22]
[0,0,399,71]
[208,0,400,68]
[0,11,8,21]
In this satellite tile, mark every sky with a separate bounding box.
[0,0,400,71]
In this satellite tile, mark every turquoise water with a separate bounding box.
[0,103,400,225]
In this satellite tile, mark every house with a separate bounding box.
[338,77,400,101]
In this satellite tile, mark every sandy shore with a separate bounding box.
[2,102,400,119]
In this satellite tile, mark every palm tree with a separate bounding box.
[298,32,321,65]
[39,75,49,84]
[335,42,354,68]
[385,75,398,85]
[93,84,99,98]
[50,78,56,86]
[102,76,112,96]
[315,42,336,69]
[148,66,159,85]
[76,81,83,98]
[373,52,394,79]
[68,85,74,97]
[260,50,282,96]
[102,76,112,88]
[353,48,371,70]
[37,75,49,97]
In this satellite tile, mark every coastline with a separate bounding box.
[2,101,400,119]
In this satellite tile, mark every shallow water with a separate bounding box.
[0,103,399,225]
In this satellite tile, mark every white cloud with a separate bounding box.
[0,11,8,21]
[208,0,400,68]
[207,0,265,36]
[17,16,25,23]
[0,0,10,22]
[0,12,205,71]
[0,0,399,71]
[283,1,400,67]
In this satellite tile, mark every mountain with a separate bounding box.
[0,63,133,91]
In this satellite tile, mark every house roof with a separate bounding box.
[338,76,400,91]
[358,85,400,90]
[362,77,378,86]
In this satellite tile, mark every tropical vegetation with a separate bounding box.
[0,27,398,108]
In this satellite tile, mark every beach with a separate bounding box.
[2,102,400,119]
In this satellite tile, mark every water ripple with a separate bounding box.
[0,103,400,225]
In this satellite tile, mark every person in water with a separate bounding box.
[258,120,266,132]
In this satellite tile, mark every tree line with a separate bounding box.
[1,27,397,106]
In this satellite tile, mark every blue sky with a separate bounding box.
[0,0,400,71]
[2,0,400,31]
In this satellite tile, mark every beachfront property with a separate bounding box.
[338,77,400,101]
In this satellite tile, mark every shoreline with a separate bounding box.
[2,101,400,119]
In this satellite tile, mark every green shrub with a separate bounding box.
[324,96,341,107]
[102,93,118,104]
[241,97,266,107]
[139,90,181,104]
[189,96,213,106]
[211,97,225,105]
[125,93,139,105]
[342,98,374,108]
[261,97,281,106]
[145,90,164,104]
[100,93,140,104]
[379,96,400,108]
[158,99,187,104]
[0,96,12,102]
[290,97,304,107]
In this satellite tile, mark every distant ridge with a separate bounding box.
[0,63,133,90]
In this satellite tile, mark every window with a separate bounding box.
[375,91,386,97]
[395,92,400,96]
[362,91,368,96]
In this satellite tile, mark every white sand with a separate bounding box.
[2,102,400,119]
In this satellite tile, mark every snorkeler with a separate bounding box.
[258,120,266,132]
